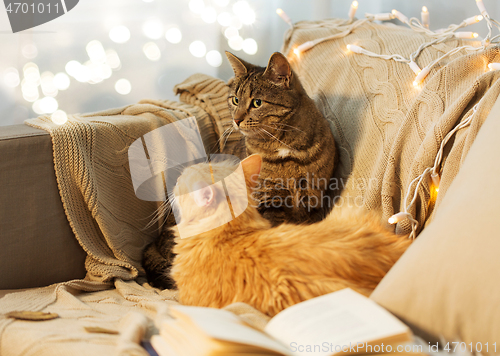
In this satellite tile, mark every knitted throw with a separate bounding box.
[280,19,500,234]
[0,99,218,355]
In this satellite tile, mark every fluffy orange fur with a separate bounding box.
[171,155,411,317]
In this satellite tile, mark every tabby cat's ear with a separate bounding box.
[241,154,262,188]
[225,51,254,77]
[263,52,292,88]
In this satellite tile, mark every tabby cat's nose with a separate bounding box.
[234,118,244,126]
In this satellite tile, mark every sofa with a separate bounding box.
[0,124,86,292]
[1,17,500,356]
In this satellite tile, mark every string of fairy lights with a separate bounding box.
[277,0,500,239]
[1,0,259,125]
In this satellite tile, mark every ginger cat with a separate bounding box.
[170,154,411,317]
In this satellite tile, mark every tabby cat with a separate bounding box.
[226,51,336,226]
[171,154,411,317]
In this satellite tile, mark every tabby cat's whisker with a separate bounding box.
[144,187,180,230]
[267,122,306,134]
[260,128,294,150]
[209,127,233,154]
[255,128,267,141]
[222,127,234,151]
[260,123,290,133]
[145,201,173,230]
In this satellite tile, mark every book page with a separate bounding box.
[264,289,410,356]
[170,305,292,355]
[151,335,181,356]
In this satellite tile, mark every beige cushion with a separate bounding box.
[371,97,500,351]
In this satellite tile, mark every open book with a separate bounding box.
[151,288,421,356]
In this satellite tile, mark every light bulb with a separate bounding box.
[408,61,422,75]
[276,8,292,27]
[454,32,478,39]
[475,0,488,17]
[295,41,315,55]
[430,172,440,189]
[413,66,431,87]
[388,212,408,224]
[346,44,363,54]
[348,1,358,20]
[373,13,394,21]
[421,6,429,28]
[392,9,408,24]
[488,63,500,71]
[465,15,483,25]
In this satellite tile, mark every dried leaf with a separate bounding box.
[6,311,59,321]
[84,326,119,335]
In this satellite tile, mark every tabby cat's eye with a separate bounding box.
[232,96,239,105]
[252,99,262,108]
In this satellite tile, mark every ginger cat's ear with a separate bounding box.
[192,182,214,207]
[241,154,261,188]
[225,51,255,77]
[263,52,292,88]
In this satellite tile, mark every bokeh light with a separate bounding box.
[217,12,232,27]
[65,60,81,77]
[22,44,38,59]
[242,38,258,55]
[106,50,121,69]
[51,110,68,125]
[206,50,222,67]
[189,40,207,58]
[232,0,255,24]
[37,96,59,113]
[188,0,205,14]
[53,72,70,90]
[86,40,106,63]
[142,19,164,40]
[23,63,40,84]
[165,27,182,44]
[115,79,132,95]
[143,42,162,61]
[228,36,244,51]
[214,0,229,6]
[201,6,217,23]
[40,71,58,97]
[3,68,20,88]
[109,26,131,44]
[224,27,239,39]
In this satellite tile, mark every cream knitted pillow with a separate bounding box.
[279,18,500,351]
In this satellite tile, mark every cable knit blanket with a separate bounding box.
[281,19,500,234]
[1,17,500,356]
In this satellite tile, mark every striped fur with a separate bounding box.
[226,52,337,225]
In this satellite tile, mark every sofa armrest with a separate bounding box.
[0,124,86,289]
